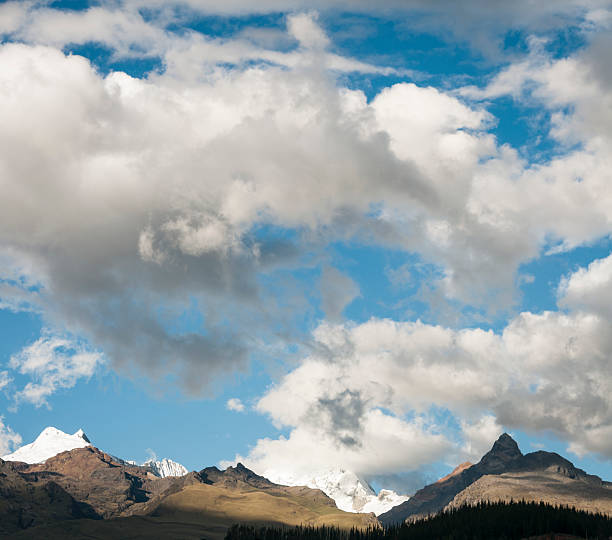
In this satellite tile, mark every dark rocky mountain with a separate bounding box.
[379,433,612,525]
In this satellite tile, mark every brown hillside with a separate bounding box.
[447,469,612,515]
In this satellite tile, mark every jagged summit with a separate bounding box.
[478,433,522,472]
[145,457,189,478]
[490,433,522,457]
[201,462,277,490]
[2,426,91,464]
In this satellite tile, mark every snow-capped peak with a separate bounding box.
[1,426,91,464]
[264,468,409,516]
[144,457,189,478]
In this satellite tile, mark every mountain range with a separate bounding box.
[1,427,611,538]
[1,426,188,479]
[0,439,376,538]
[1,427,405,515]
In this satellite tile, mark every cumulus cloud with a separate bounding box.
[226,398,246,412]
[0,38,429,393]
[228,256,612,480]
[9,334,103,408]
[1,1,612,409]
[559,253,612,318]
[230,409,452,479]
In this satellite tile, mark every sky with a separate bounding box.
[1,0,612,494]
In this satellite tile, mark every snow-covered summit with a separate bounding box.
[264,468,409,515]
[1,426,91,464]
[145,457,189,478]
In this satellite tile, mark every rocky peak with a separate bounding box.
[478,433,522,472]
[200,463,276,490]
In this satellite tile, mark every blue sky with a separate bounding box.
[1,0,612,492]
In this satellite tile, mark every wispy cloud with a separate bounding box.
[9,334,103,409]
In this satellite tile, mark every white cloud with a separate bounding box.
[9,334,104,408]
[228,409,452,478]
[0,371,12,391]
[460,415,504,461]
[0,2,612,401]
[226,398,246,412]
[0,417,22,456]
[559,253,612,318]
[287,12,330,50]
[230,256,612,477]
[0,4,392,79]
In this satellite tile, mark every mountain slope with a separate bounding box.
[1,427,91,464]
[379,433,612,525]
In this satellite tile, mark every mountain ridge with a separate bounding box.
[0,435,378,538]
[379,432,612,525]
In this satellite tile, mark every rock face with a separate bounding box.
[379,433,612,525]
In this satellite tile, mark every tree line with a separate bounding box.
[225,500,612,540]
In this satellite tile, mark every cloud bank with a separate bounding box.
[233,255,612,483]
[1,1,612,477]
